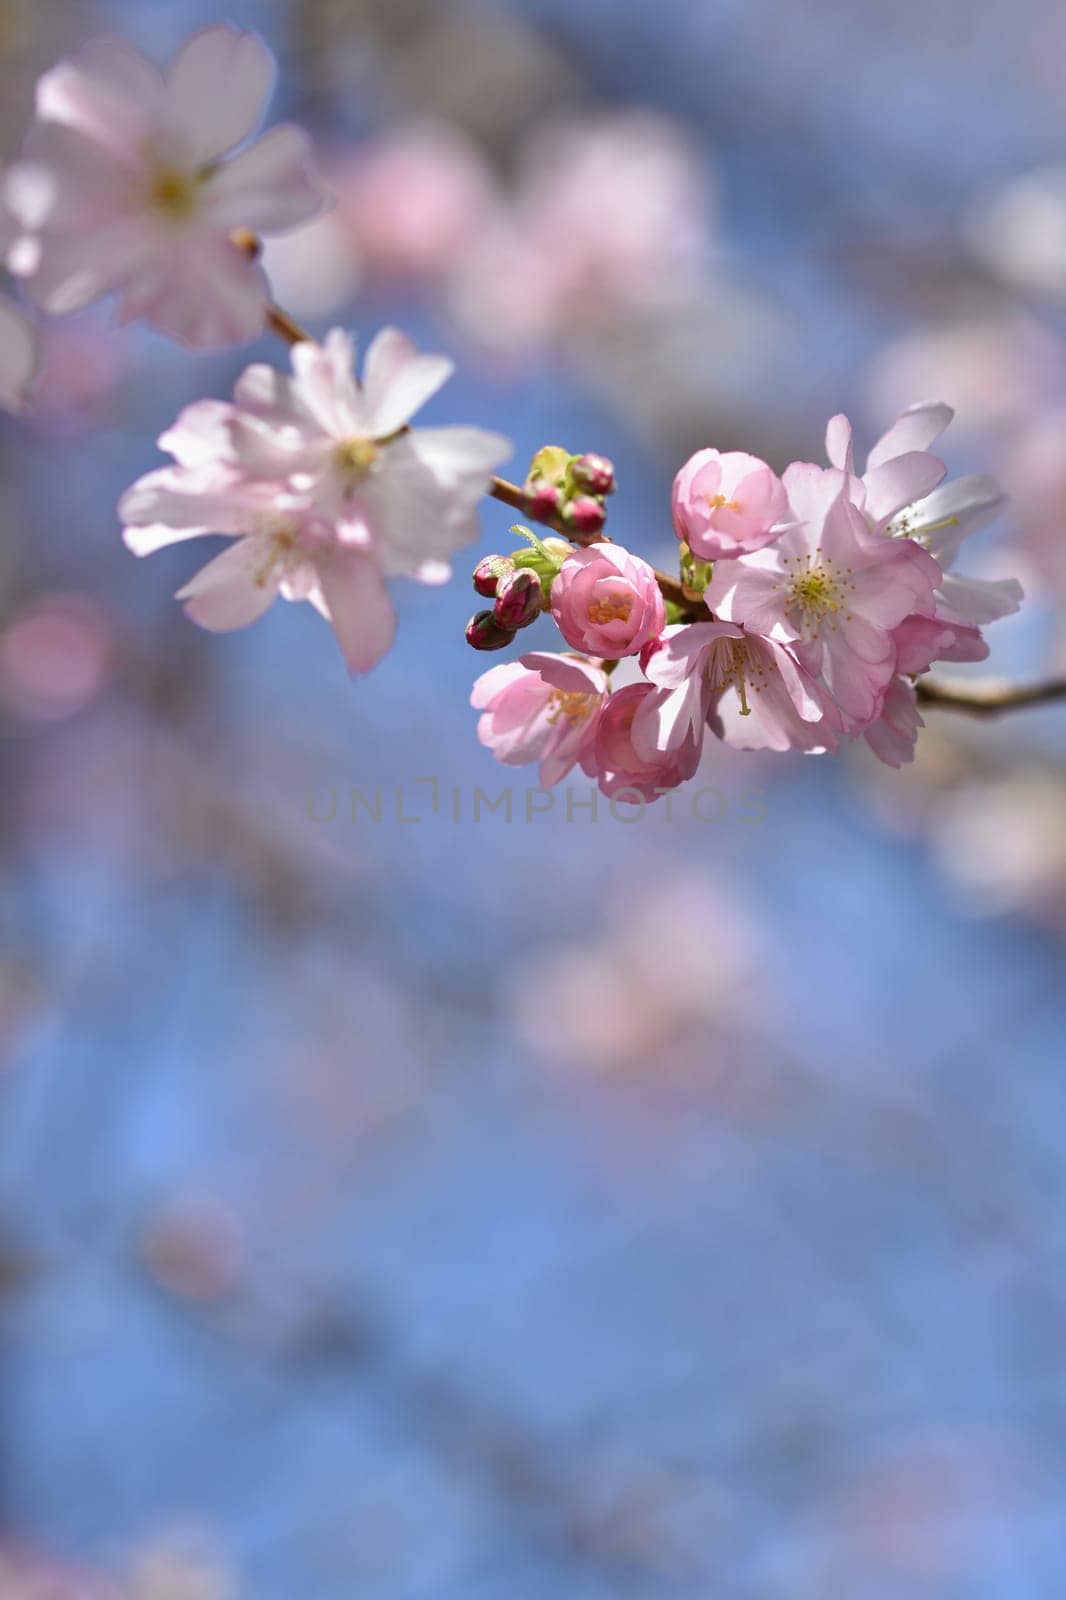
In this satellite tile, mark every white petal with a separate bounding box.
[935,571,1024,626]
[866,401,954,471]
[36,37,164,158]
[406,424,513,488]
[203,125,330,233]
[825,413,854,473]
[117,235,270,349]
[177,536,280,631]
[907,473,1006,566]
[164,25,275,163]
[362,326,453,437]
[863,452,947,527]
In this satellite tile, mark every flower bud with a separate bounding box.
[493,567,543,630]
[570,453,616,496]
[472,553,515,597]
[525,481,562,519]
[527,444,572,486]
[466,609,516,651]
[564,495,608,536]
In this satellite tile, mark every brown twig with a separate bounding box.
[916,676,1066,716]
[248,244,1066,705]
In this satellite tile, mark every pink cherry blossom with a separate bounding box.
[550,543,665,658]
[827,406,1022,629]
[471,652,609,788]
[672,448,789,560]
[592,681,703,802]
[5,26,330,348]
[707,470,940,731]
[120,326,511,672]
[637,620,837,758]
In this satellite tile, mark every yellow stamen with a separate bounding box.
[546,689,595,726]
[151,168,199,220]
[708,493,742,513]
[586,594,633,626]
[335,437,380,479]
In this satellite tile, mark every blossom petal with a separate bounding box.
[176,536,281,630]
[362,326,453,437]
[825,414,854,473]
[866,401,954,471]
[315,549,397,675]
[935,571,1024,627]
[203,125,330,233]
[863,451,947,527]
[164,25,275,164]
[35,36,163,159]
[117,236,271,348]
[907,473,1007,566]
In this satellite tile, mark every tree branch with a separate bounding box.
[915,675,1066,716]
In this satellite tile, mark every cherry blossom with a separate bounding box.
[120,326,511,672]
[672,448,789,560]
[5,26,330,348]
[550,543,665,658]
[471,652,609,787]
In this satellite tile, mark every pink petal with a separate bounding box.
[35,36,164,160]
[164,25,275,164]
[118,235,271,349]
[177,537,280,631]
[315,549,397,675]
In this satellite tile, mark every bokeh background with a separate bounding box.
[2,0,1066,1594]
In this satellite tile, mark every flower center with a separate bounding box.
[334,437,380,481]
[150,166,200,221]
[707,493,742,513]
[586,593,633,627]
[254,528,299,588]
[778,550,854,639]
[546,689,596,726]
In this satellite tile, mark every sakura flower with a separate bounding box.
[672,448,789,560]
[826,406,1022,629]
[707,471,940,730]
[471,652,609,787]
[217,326,512,581]
[636,620,837,758]
[550,543,665,658]
[5,26,330,348]
[120,326,511,672]
[593,681,703,802]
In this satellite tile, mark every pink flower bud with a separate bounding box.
[466,609,516,651]
[672,448,788,560]
[525,481,562,519]
[550,542,665,658]
[570,453,616,496]
[493,567,543,630]
[472,553,516,597]
[564,495,608,535]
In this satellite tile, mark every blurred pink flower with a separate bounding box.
[121,327,511,673]
[28,316,129,430]
[471,650,609,787]
[449,112,712,352]
[5,26,330,348]
[0,592,112,721]
[550,543,665,657]
[335,121,496,281]
[672,448,789,559]
[0,292,38,411]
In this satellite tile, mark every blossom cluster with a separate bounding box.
[472,406,1022,793]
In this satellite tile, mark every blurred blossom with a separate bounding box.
[259,211,360,319]
[124,1539,235,1600]
[139,1197,245,1304]
[29,317,129,432]
[864,313,1063,435]
[0,591,112,722]
[335,122,497,283]
[0,1545,119,1598]
[967,166,1066,299]
[1000,405,1066,598]
[449,112,713,353]
[932,770,1066,929]
[513,876,759,1073]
